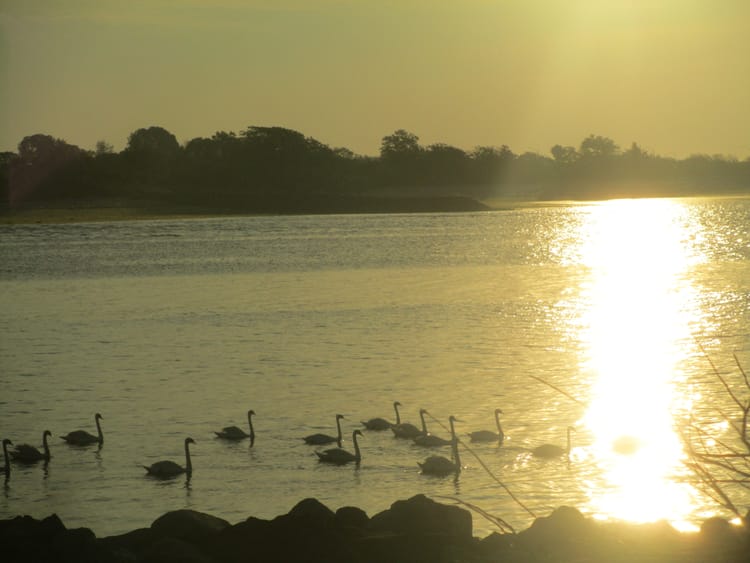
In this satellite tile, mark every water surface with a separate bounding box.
[1,197,749,536]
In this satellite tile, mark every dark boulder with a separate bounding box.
[368,494,473,540]
[151,509,230,543]
[335,506,369,534]
[143,536,216,563]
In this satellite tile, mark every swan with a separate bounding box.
[392,406,426,439]
[2,439,12,478]
[361,401,400,431]
[418,416,461,476]
[215,409,256,445]
[316,430,363,465]
[60,413,103,446]
[11,430,52,463]
[304,414,345,447]
[144,437,195,479]
[467,408,505,444]
[413,410,451,447]
[532,426,575,458]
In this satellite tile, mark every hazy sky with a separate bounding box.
[1,0,749,157]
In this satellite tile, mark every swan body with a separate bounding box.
[532,426,575,458]
[413,410,451,447]
[215,409,256,445]
[144,437,195,479]
[12,430,52,463]
[467,409,505,443]
[392,406,427,439]
[418,416,461,476]
[304,414,345,447]
[316,430,363,465]
[2,439,12,478]
[361,401,400,430]
[60,413,103,446]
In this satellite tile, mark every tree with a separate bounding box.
[380,130,421,159]
[579,135,619,158]
[126,126,180,156]
[95,140,114,155]
[550,144,579,164]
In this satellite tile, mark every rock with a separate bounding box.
[143,536,215,563]
[99,527,158,561]
[151,509,230,543]
[284,497,336,525]
[335,506,369,533]
[51,527,101,563]
[368,494,473,541]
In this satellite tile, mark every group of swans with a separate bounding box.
[3,406,575,482]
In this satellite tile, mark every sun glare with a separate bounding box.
[576,199,703,528]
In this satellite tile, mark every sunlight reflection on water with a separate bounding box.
[575,199,705,529]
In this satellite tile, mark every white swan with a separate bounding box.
[12,430,52,463]
[60,413,103,446]
[467,409,505,444]
[144,437,195,479]
[392,406,426,439]
[418,416,461,476]
[413,410,451,447]
[361,401,400,431]
[532,426,575,458]
[215,409,256,445]
[304,414,345,447]
[316,430,363,465]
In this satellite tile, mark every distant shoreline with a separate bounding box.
[2,193,747,226]
[0,195,493,225]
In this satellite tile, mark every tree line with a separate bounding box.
[1,125,749,212]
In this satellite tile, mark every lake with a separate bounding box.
[1,196,749,537]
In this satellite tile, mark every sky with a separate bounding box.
[1,0,749,158]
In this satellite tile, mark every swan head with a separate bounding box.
[2,439,12,447]
[494,408,503,415]
[185,437,196,446]
[352,429,364,439]
[95,413,103,420]
[394,401,401,407]
[335,414,345,420]
[248,410,256,417]
[419,408,428,414]
[43,430,52,439]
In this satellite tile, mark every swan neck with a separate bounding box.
[336,417,343,447]
[353,433,361,461]
[185,441,193,474]
[42,433,50,459]
[419,411,427,434]
[95,416,103,444]
[248,413,255,444]
[394,403,401,425]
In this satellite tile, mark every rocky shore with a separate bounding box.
[1,495,748,563]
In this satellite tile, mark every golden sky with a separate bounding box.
[1,0,748,157]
